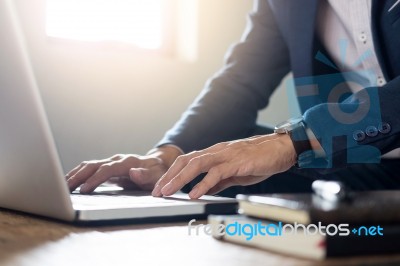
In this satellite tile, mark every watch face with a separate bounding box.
[274,117,303,133]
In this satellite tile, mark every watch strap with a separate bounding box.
[288,121,314,167]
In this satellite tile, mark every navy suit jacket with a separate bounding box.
[158,0,400,170]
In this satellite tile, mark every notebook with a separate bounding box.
[236,191,400,225]
[208,215,400,260]
[0,0,236,223]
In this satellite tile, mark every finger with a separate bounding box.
[151,153,198,196]
[205,178,235,195]
[158,154,216,196]
[66,157,114,181]
[129,168,144,181]
[108,176,140,190]
[79,161,129,193]
[67,162,104,191]
[152,143,230,197]
[65,163,84,180]
[157,151,204,183]
[158,143,227,184]
[129,168,156,190]
[188,163,232,199]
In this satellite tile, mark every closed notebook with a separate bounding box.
[236,191,400,225]
[208,215,400,260]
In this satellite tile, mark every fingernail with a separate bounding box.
[161,183,174,196]
[189,187,200,199]
[80,184,89,193]
[152,184,162,197]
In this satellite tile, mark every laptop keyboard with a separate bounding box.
[68,187,230,210]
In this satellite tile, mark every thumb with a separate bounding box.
[129,168,155,190]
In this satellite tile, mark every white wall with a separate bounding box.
[14,0,290,171]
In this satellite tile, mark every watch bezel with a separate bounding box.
[274,117,304,134]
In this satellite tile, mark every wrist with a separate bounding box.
[146,145,183,168]
[274,118,315,167]
[277,134,297,166]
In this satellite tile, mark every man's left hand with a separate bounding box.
[151,134,297,199]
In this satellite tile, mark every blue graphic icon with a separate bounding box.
[286,39,382,168]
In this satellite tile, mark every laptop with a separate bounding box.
[0,0,237,223]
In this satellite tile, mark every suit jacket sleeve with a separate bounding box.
[303,75,400,170]
[157,0,290,153]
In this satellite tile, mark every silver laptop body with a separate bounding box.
[0,0,236,222]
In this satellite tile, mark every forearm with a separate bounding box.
[157,0,290,153]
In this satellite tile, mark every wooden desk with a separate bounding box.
[1,210,400,266]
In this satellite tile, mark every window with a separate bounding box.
[46,0,163,50]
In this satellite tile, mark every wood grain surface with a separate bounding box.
[1,209,400,266]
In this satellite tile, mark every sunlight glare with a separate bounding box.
[46,0,163,49]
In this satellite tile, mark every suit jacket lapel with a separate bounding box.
[287,0,319,78]
[371,0,390,80]
[371,0,400,80]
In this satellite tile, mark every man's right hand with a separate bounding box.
[66,146,182,194]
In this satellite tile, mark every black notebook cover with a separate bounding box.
[237,191,400,225]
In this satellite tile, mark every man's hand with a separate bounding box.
[152,134,297,199]
[66,146,182,193]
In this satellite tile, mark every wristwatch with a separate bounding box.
[274,117,313,167]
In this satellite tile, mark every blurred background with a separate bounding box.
[14,0,291,171]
